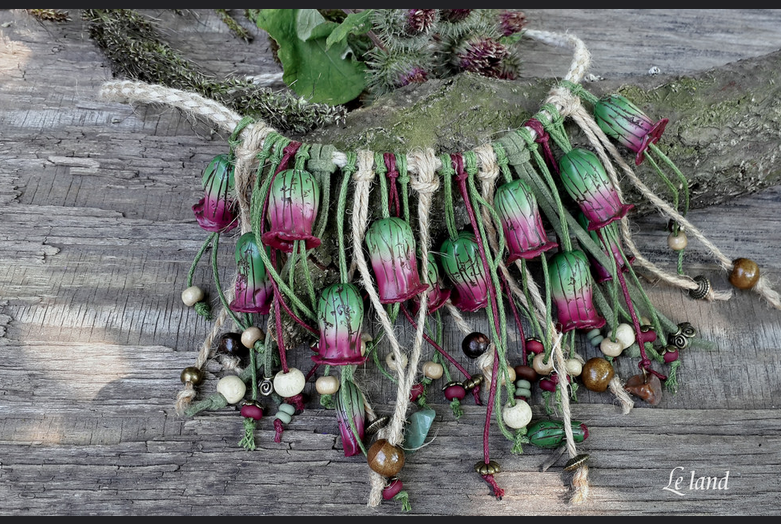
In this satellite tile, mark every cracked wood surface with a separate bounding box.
[1,9,781,516]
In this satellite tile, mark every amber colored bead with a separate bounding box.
[729,257,760,289]
[624,373,663,406]
[367,439,405,477]
[580,357,615,392]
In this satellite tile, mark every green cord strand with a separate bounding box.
[337,152,357,283]
[491,141,515,184]
[340,367,368,456]
[374,152,390,219]
[440,154,459,241]
[520,259,544,342]
[396,153,411,223]
[187,232,217,320]
[559,79,600,106]
[210,233,247,331]
[537,103,573,153]
[298,239,317,312]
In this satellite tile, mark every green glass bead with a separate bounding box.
[526,419,588,449]
[278,403,296,416]
[515,387,532,398]
[402,408,436,454]
[275,411,292,424]
[515,379,532,390]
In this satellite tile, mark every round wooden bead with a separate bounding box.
[532,352,554,375]
[565,358,583,377]
[217,375,247,404]
[462,332,490,359]
[273,368,305,398]
[667,231,688,251]
[385,352,408,372]
[240,326,265,349]
[614,323,636,350]
[315,375,340,395]
[581,357,615,392]
[505,365,516,383]
[367,439,405,477]
[514,365,538,383]
[422,361,444,380]
[729,257,760,289]
[180,366,205,385]
[599,337,624,357]
[502,399,532,429]
[217,332,248,358]
[181,286,205,307]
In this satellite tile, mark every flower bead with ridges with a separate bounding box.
[594,94,669,166]
[440,231,489,312]
[493,178,558,264]
[230,232,274,314]
[261,168,321,253]
[313,282,366,366]
[549,250,606,333]
[192,154,239,232]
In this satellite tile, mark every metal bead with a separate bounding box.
[678,322,697,339]
[462,374,484,392]
[669,332,689,350]
[259,378,274,396]
[180,366,205,386]
[474,460,501,476]
[365,415,390,436]
[688,275,711,300]
[563,453,590,472]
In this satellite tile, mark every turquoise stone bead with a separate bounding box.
[275,411,292,424]
[402,408,436,453]
[278,403,295,416]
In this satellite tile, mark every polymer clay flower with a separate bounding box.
[558,148,633,231]
[364,217,429,304]
[440,231,489,312]
[549,249,606,333]
[313,283,366,366]
[593,94,668,166]
[261,168,321,253]
[334,379,366,458]
[192,154,239,232]
[493,178,557,263]
[229,232,273,314]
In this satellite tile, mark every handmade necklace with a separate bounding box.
[100,27,781,510]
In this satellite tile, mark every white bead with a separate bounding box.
[565,358,583,377]
[422,361,444,380]
[614,323,636,350]
[502,399,533,429]
[385,352,408,372]
[216,375,246,404]
[532,352,554,375]
[315,375,340,395]
[241,327,264,348]
[505,365,516,384]
[600,337,624,357]
[181,286,204,307]
[667,231,688,251]
[273,367,306,398]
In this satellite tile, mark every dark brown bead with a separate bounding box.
[514,364,539,383]
[580,357,614,392]
[367,439,405,477]
[462,332,490,359]
[218,332,248,359]
[624,373,663,405]
[729,257,760,289]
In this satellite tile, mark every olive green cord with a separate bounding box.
[396,153,411,223]
[337,152,357,283]
[520,258,544,342]
[537,103,573,154]
[340,366,368,456]
[187,232,217,320]
[374,152,390,219]
[491,141,515,184]
[440,153,459,241]
[559,79,600,106]
[210,233,248,331]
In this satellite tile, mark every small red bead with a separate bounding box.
[443,382,466,401]
[240,403,263,420]
[383,478,404,500]
[525,338,544,354]
[409,383,425,402]
[663,348,679,363]
[640,327,657,344]
[539,378,557,392]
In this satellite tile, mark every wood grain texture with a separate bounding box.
[1,9,780,516]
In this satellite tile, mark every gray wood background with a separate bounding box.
[1,9,780,516]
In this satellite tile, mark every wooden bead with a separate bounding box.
[600,337,624,357]
[729,257,760,289]
[315,375,340,395]
[181,286,204,307]
[367,439,405,477]
[502,399,532,429]
[667,231,688,251]
[422,361,444,380]
[218,332,248,358]
[505,365,516,384]
[581,357,615,392]
[385,352,408,372]
[180,366,204,386]
[273,368,305,398]
[614,323,636,350]
[217,375,246,404]
[514,365,538,383]
[532,352,554,375]
[565,358,583,377]
[241,326,264,349]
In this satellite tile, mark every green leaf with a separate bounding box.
[295,9,336,41]
[325,9,374,50]
[256,9,367,105]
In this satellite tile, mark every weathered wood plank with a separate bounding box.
[1,8,781,517]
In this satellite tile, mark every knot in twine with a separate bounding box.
[408,148,441,195]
